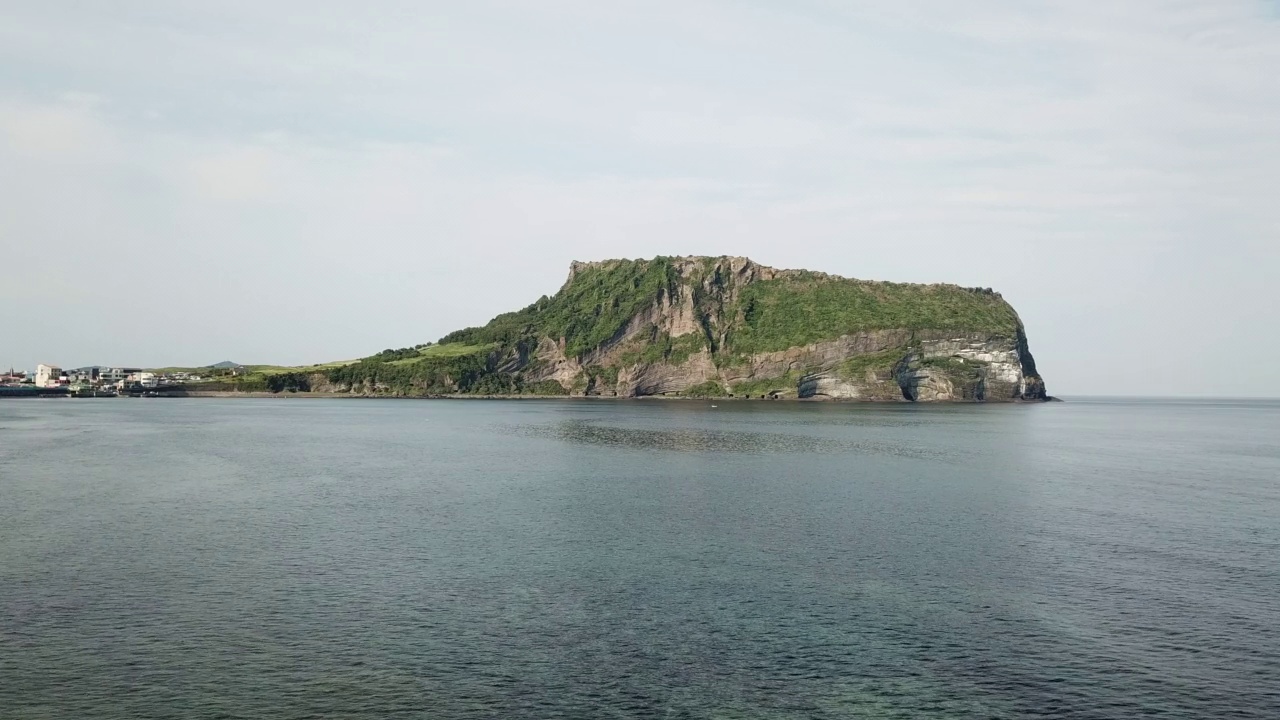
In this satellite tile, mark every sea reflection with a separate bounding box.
[508,419,951,459]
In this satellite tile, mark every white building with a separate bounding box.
[36,364,63,388]
[129,372,158,388]
[98,367,138,383]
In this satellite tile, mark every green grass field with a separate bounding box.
[385,343,493,366]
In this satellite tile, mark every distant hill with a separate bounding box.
[209,361,241,369]
[316,256,1048,401]
[184,256,1050,402]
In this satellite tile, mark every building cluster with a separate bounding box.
[10,364,207,390]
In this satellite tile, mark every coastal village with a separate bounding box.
[0,363,242,397]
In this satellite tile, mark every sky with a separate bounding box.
[2,1,1277,396]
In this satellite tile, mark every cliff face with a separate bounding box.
[420,256,1048,402]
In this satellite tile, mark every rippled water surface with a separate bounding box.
[2,398,1278,718]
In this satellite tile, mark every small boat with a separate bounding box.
[72,388,118,398]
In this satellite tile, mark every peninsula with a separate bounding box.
[185,256,1050,402]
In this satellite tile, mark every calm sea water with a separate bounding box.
[1,397,1277,719]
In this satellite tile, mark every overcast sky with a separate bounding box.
[2,1,1277,396]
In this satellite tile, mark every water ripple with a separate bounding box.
[2,398,1278,718]
[504,420,953,459]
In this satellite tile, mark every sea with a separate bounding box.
[1,397,1277,719]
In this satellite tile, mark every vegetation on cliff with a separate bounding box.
[729,277,1019,355]
[441,258,684,357]
[440,257,1018,360]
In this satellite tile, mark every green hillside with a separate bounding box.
[180,256,1041,400]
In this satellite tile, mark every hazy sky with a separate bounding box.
[2,1,1277,396]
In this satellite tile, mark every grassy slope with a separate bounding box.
[154,346,498,395]
[728,276,1019,356]
[440,258,680,358]
[385,343,494,366]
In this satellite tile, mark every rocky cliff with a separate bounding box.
[331,256,1047,402]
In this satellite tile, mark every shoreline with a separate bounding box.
[131,391,1058,403]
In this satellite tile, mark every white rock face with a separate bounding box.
[520,327,1040,401]
[902,369,957,402]
[617,349,719,396]
[527,337,583,387]
[920,337,1023,384]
